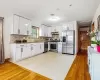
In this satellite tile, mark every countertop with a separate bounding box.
[10,41,45,44]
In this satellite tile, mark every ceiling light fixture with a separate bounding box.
[49,16,60,21]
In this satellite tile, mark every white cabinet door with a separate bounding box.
[26,20,32,35]
[48,27,52,37]
[39,26,45,36]
[31,44,37,56]
[15,47,22,61]
[36,43,41,54]
[21,46,30,59]
[40,43,44,53]
[31,44,35,56]
[19,17,27,35]
[67,23,74,30]
[26,45,32,57]
[51,27,56,32]
[13,15,20,34]
[44,26,48,37]
[92,54,100,80]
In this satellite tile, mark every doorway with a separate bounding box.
[79,27,90,51]
[0,17,4,64]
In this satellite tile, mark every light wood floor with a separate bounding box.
[65,50,91,80]
[0,61,51,80]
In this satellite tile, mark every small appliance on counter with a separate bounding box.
[15,39,27,43]
[15,40,21,43]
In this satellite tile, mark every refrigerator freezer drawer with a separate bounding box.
[62,47,74,54]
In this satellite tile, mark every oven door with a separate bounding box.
[50,43,57,51]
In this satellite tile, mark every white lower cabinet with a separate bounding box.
[15,47,22,61]
[11,42,44,62]
[21,46,31,59]
[40,43,44,53]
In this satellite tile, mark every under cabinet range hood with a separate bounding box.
[51,32,59,35]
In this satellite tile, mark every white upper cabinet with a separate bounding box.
[48,27,52,37]
[44,26,48,37]
[10,14,32,35]
[26,19,32,35]
[19,17,27,35]
[39,25,45,36]
[51,27,56,32]
[13,15,20,34]
[39,25,48,37]
[62,22,74,31]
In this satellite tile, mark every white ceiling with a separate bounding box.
[0,0,100,26]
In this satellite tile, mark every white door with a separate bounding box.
[15,47,22,61]
[19,17,27,35]
[13,15,20,34]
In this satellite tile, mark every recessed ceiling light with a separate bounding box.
[69,4,72,7]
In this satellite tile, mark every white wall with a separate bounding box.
[93,4,100,31]
[3,16,11,59]
[80,27,89,31]
[74,21,78,54]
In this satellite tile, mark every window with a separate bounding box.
[32,26,39,38]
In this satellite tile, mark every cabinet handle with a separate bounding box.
[89,60,90,65]
[18,29,20,34]
[21,48,23,52]
[31,47,33,50]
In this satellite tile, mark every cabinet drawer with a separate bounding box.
[16,44,27,48]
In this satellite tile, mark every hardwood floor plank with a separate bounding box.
[65,50,91,80]
[0,62,51,80]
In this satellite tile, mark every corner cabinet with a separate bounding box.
[10,14,32,35]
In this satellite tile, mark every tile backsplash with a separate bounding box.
[10,34,45,43]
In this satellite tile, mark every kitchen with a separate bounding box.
[0,0,99,80]
[8,14,78,62]
[3,14,78,80]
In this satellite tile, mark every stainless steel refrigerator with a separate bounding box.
[62,30,75,55]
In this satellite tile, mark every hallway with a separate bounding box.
[65,51,91,80]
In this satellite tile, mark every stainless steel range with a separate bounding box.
[49,42,58,52]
